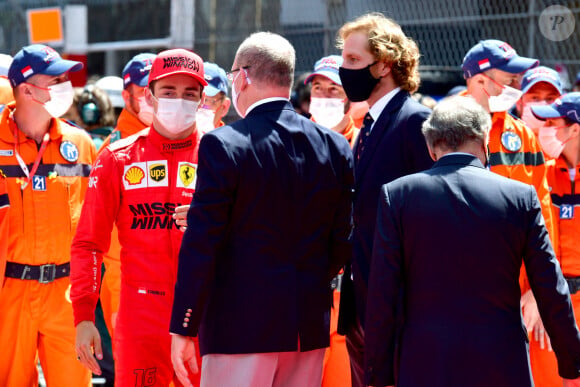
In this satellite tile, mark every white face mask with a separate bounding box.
[309,97,345,129]
[538,125,567,158]
[137,96,154,126]
[488,84,523,113]
[196,107,215,133]
[44,81,75,117]
[231,69,250,118]
[521,101,548,133]
[231,77,243,118]
[154,98,199,134]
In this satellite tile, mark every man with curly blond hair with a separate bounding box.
[335,12,434,387]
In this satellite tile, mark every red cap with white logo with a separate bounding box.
[148,48,208,87]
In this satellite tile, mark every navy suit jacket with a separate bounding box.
[170,100,354,355]
[339,90,433,331]
[365,154,580,387]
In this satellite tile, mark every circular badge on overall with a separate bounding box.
[60,140,79,163]
[500,131,522,152]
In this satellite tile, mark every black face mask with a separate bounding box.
[339,62,380,102]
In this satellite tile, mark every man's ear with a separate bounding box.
[144,87,155,108]
[218,98,231,119]
[18,83,33,98]
[241,70,251,89]
[198,92,205,110]
[121,89,132,106]
[427,144,437,161]
[515,98,524,116]
[375,61,391,78]
[475,73,486,87]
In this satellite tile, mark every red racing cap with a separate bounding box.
[148,48,208,87]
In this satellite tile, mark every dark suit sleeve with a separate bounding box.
[403,107,433,174]
[170,133,237,336]
[364,184,401,386]
[523,186,580,379]
[328,142,355,280]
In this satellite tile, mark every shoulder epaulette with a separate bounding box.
[107,128,149,152]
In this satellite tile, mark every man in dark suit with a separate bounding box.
[336,13,434,386]
[169,32,354,387]
[365,96,580,387]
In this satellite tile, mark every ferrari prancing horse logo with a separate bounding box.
[178,162,197,188]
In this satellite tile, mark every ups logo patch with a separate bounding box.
[149,164,166,182]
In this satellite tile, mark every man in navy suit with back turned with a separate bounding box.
[169,32,354,387]
[365,96,580,387]
[336,12,434,387]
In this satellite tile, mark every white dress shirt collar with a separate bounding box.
[368,87,401,124]
[246,97,289,116]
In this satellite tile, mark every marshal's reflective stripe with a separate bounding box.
[551,193,580,207]
[0,163,92,178]
[489,151,545,167]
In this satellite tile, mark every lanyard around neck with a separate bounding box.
[13,124,50,190]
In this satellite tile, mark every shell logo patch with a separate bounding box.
[500,131,522,152]
[125,166,145,185]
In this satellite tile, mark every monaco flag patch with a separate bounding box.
[21,66,34,77]
[478,59,491,70]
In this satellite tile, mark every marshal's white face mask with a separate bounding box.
[488,84,523,113]
[521,101,548,132]
[539,125,568,158]
[137,96,154,126]
[309,97,345,129]
[196,107,215,133]
[154,98,200,134]
[44,81,75,117]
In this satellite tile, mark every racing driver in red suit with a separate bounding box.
[70,48,207,386]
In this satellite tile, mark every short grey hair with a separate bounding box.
[421,96,491,151]
[235,32,295,89]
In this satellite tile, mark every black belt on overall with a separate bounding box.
[5,262,70,283]
[566,277,580,295]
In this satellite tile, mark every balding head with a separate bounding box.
[422,96,490,159]
[234,32,295,90]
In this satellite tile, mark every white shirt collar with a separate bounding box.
[368,87,401,123]
[441,152,474,158]
[245,97,289,116]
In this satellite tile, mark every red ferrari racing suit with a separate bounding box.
[71,126,201,386]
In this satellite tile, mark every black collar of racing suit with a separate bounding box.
[148,125,200,153]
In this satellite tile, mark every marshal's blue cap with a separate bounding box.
[8,44,82,88]
[462,40,538,79]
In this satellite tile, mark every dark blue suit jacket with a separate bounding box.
[170,100,354,355]
[339,90,433,331]
[365,154,580,387]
